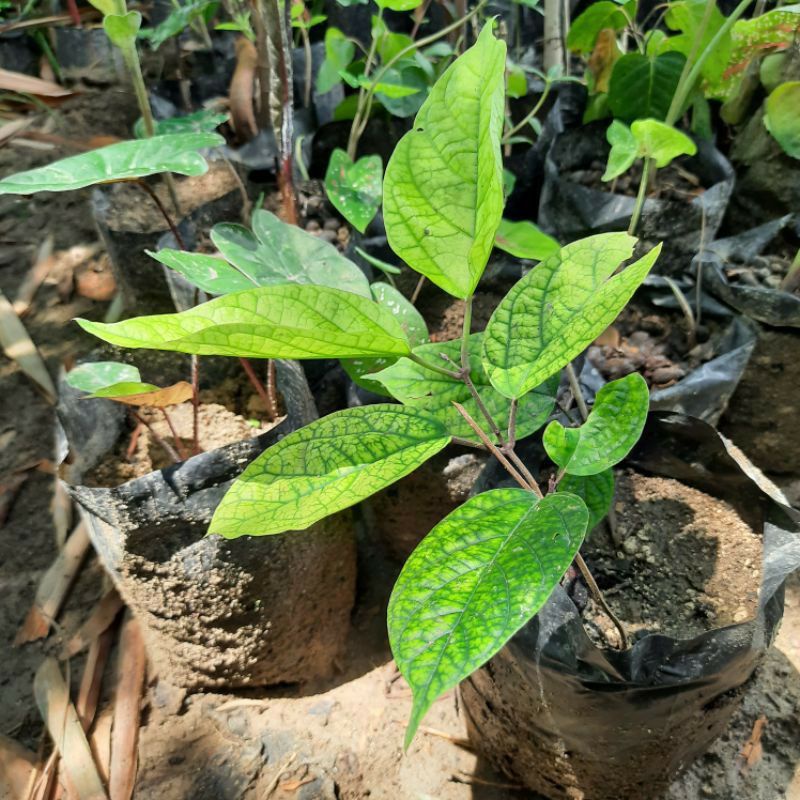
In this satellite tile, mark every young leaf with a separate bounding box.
[341,282,429,395]
[210,209,371,298]
[389,489,589,747]
[373,334,558,443]
[608,52,686,122]
[383,23,506,299]
[557,470,615,530]
[0,133,223,195]
[544,373,649,475]
[103,10,141,47]
[66,361,141,393]
[209,405,451,537]
[375,0,423,10]
[603,120,638,181]
[483,234,661,399]
[567,1,628,54]
[630,118,697,167]
[86,381,194,407]
[324,149,383,233]
[317,27,354,93]
[494,219,560,261]
[75,284,412,359]
[149,249,255,295]
[765,82,800,160]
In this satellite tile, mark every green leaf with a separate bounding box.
[103,10,141,47]
[209,405,451,537]
[66,361,141,393]
[608,51,686,122]
[494,219,560,260]
[374,63,429,118]
[507,64,527,98]
[375,0,422,9]
[138,0,216,49]
[134,109,229,139]
[630,118,696,167]
[75,284,412,359]
[341,282,429,395]
[567,1,628,55]
[765,82,800,160]
[0,133,223,195]
[317,27,354,93]
[360,71,421,98]
[148,249,255,295]
[389,489,589,746]
[373,334,558,444]
[383,23,506,299]
[483,234,661,399]
[354,246,401,276]
[557,470,614,530]
[661,0,731,84]
[603,120,638,181]
[210,209,371,298]
[324,149,383,233]
[544,373,649,475]
[85,380,193,406]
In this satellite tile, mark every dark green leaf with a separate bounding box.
[209,405,451,537]
[557,470,614,529]
[608,51,686,121]
[567,1,628,54]
[138,0,216,49]
[389,490,589,746]
[544,373,649,475]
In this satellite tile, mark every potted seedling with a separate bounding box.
[66,23,800,794]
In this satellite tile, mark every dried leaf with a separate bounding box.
[0,733,36,800]
[63,589,123,658]
[0,68,71,97]
[12,235,53,316]
[33,658,107,800]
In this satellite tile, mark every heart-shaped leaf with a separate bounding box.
[149,249,255,295]
[0,133,223,195]
[76,284,412,359]
[103,10,141,47]
[603,120,638,181]
[494,219,560,260]
[557,469,615,529]
[608,51,686,121]
[483,234,661,399]
[324,149,383,233]
[544,373,649,475]
[209,405,451,537]
[630,118,697,167]
[373,334,558,443]
[66,361,141,393]
[383,23,506,299]
[341,282,429,395]
[211,209,370,298]
[389,490,589,746]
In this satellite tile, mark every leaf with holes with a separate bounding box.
[209,405,451,537]
[483,234,661,399]
[0,133,223,195]
[341,282,429,396]
[494,219,560,260]
[383,23,506,299]
[557,470,615,529]
[149,249,255,295]
[210,209,370,297]
[544,373,649,475]
[608,52,686,121]
[75,284,412,359]
[325,149,383,233]
[389,490,588,746]
[373,334,558,443]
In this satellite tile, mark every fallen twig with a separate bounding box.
[63,589,123,658]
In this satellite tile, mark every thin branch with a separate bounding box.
[565,363,589,421]
[133,179,186,250]
[131,411,180,463]
[160,408,189,460]
[190,355,200,454]
[574,552,629,649]
[408,352,461,379]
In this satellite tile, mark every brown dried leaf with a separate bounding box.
[0,733,36,800]
[103,381,194,408]
[0,68,71,97]
[63,589,123,658]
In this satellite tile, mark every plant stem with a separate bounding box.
[239,357,277,418]
[543,0,565,73]
[627,156,653,237]
[300,25,312,108]
[460,296,473,374]
[131,411,181,463]
[502,82,551,144]
[408,353,461,379]
[574,552,629,649]
[160,408,190,460]
[507,398,518,447]
[190,355,200,454]
[346,6,383,160]
[133,180,187,249]
[410,275,426,304]
[663,276,697,350]
[565,363,589,421]
[265,359,279,421]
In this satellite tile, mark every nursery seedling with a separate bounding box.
[73,24,661,745]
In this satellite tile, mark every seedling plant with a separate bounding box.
[64,24,663,746]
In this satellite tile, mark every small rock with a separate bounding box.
[323,218,340,232]
[305,219,320,232]
[733,609,748,622]
[622,538,638,555]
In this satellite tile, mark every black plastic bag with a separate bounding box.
[58,359,357,689]
[461,413,800,800]
[696,215,800,328]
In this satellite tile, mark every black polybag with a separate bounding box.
[58,359,356,689]
[461,413,800,800]
[695,215,800,328]
[537,119,735,276]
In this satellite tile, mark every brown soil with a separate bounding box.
[588,301,725,390]
[368,450,487,561]
[722,328,800,476]
[416,288,503,342]
[582,471,762,648]
[571,157,706,203]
